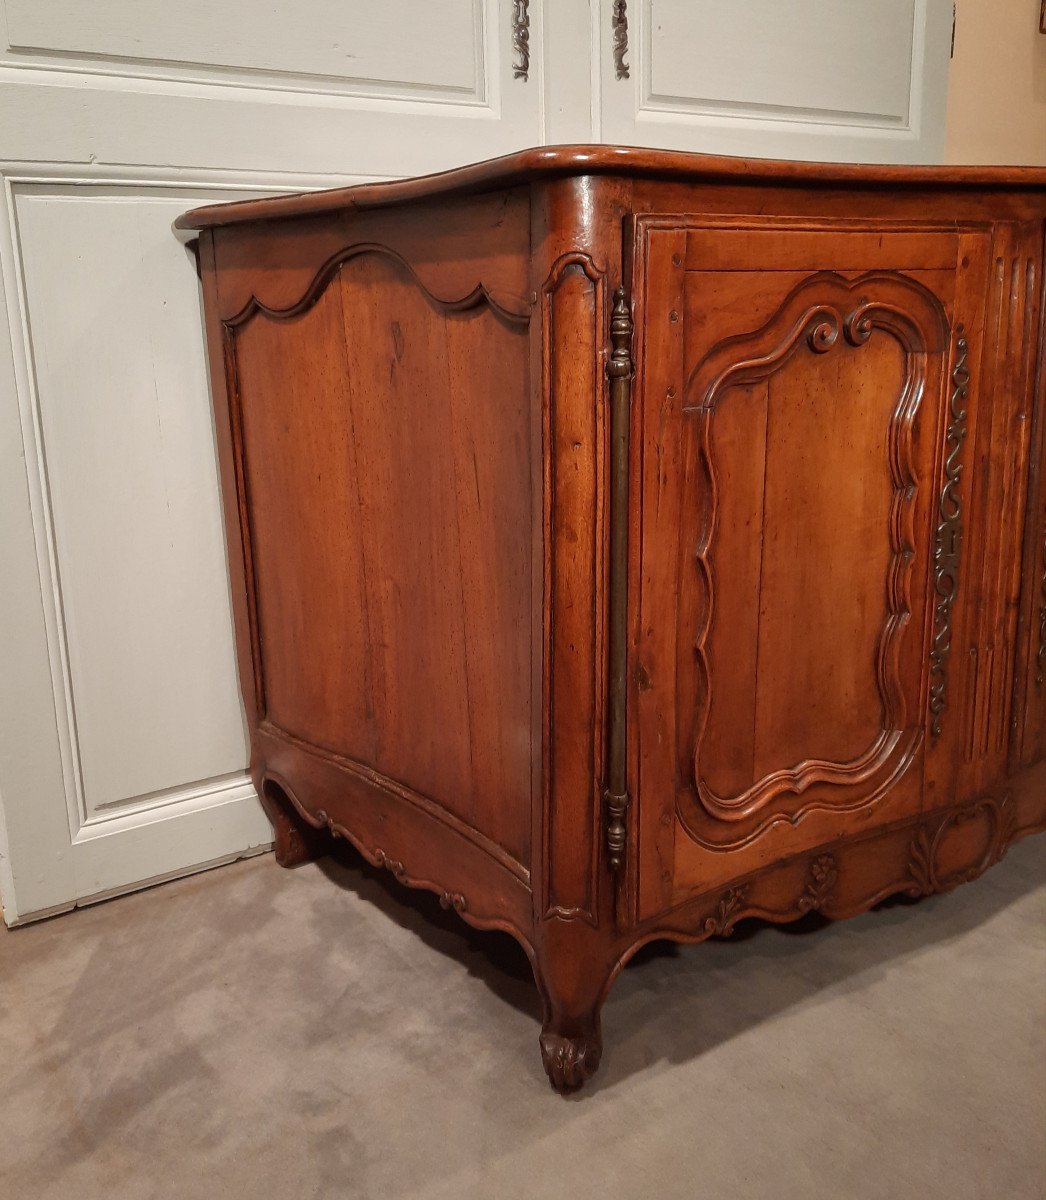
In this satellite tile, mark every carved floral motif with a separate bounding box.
[798,854,838,913]
[703,884,749,935]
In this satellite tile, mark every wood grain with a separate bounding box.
[189,150,1046,1092]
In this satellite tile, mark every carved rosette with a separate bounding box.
[928,329,970,734]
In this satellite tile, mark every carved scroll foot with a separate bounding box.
[539,1024,603,1091]
[532,928,613,1092]
[259,779,330,868]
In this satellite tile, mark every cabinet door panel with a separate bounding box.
[632,221,968,916]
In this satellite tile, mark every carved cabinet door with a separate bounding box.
[629,217,991,922]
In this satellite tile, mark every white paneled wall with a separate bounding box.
[599,0,952,161]
[15,189,249,820]
[0,1,547,924]
[5,0,488,99]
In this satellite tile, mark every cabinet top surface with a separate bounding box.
[175,144,1046,232]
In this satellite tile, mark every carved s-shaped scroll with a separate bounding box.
[512,0,530,80]
[612,1,630,79]
[928,328,970,736]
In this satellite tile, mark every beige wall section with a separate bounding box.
[945,0,1046,164]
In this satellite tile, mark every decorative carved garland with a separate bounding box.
[929,330,970,735]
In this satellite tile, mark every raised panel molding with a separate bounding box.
[600,0,951,162]
[0,3,545,924]
[638,0,919,128]
[677,270,948,848]
[0,177,328,845]
[2,0,492,105]
[8,183,255,831]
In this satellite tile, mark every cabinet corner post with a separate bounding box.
[605,286,633,872]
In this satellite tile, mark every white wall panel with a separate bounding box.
[645,0,916,125]
[0,2,549,925]
[598,0,952,162]
[15,188,249,820]
[4,0,487,99]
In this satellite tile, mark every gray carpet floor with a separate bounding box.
[2,834,1044,1200]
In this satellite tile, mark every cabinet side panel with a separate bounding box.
[222,225,534,869]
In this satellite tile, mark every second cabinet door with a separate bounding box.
[629,216,989,920]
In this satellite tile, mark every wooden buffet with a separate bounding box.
[177,146,1046,1090]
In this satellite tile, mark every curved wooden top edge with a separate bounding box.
[174,144,1046,231]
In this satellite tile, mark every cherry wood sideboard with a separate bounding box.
[177,146,1046,1091]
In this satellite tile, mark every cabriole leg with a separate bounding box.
[258,779,330,868]
[533,928,617,1092]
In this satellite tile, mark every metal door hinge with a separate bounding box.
[605,286,633,870]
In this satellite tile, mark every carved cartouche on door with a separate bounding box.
[676,272,948,848]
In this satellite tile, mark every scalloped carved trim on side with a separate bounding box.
[256,773,543,955]
[260,722,530,885]
[223,241,533,330]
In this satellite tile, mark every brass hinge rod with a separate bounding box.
[605,285,633,871]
